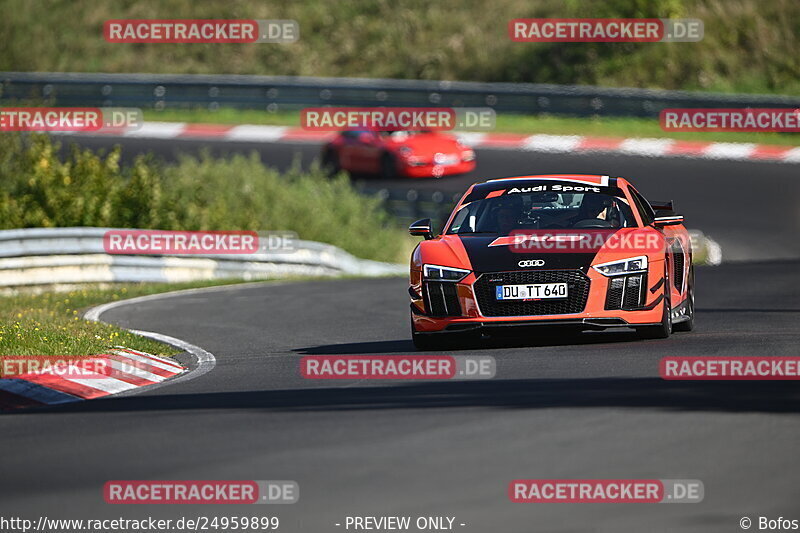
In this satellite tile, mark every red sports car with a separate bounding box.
[322,129,476,179]
[409,174,695,350]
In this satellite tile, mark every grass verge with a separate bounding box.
[144,108,800,147]
[0,280,257,360]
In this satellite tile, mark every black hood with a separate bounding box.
[458,235,598,273]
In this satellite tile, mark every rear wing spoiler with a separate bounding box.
[649,199,674,211]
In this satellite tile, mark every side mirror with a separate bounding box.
[409,218,434,240]
[653,209,684,227]
[649,200,674,211]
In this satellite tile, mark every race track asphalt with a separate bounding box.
[1,135,798,533]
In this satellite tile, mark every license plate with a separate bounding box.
[434,154,459,165]
[495,283,568,300]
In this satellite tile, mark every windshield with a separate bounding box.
[447,190,636,235]
[378,130,431,139]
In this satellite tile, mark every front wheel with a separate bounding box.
[381,153,399,179]
[673,267,695,332]
[638,266,672,339]
[321,148,340,176]
[638,299,672,339]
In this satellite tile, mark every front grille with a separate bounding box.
[424,281,461,317]
[672,241,685,291]
[605,277,625,309]
[473,270,590,317]
[605,273,647,310]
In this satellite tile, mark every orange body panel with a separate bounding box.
[410,175,693,334]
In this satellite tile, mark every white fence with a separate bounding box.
[0,227,404,287]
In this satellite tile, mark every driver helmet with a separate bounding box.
[579,194,613,218]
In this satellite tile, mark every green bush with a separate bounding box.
[0,134,408,262]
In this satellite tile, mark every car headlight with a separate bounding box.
[423,264,470,282]
[461,149,475,162]
[592,256,648,277]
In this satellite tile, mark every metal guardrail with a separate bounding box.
[2,71,799,118]
[0,227,404,287]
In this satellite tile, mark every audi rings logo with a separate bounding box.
[518,259,545,267]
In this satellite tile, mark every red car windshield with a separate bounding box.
[377,130,433,139]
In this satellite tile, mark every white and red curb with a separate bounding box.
[0,284,226,412]
[0,348,185,411]
[58,121,800,164]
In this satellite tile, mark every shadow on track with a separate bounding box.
[295,329,652,354]
[297,339,416,354]
[14,378,800,416]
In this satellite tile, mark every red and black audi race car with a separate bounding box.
[408,174,694,350]
[322,129,476,179]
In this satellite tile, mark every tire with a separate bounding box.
[638,265,672,339]
[380,153,398,179]
[673,266,695,332]
[321,149,340,176]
